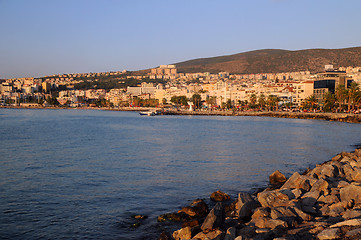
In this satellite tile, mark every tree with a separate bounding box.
[323,91,336,112]
[346,82,360,112]
[206,96,216,106]
[267,95,280,111]
[226,99,233,109]
[335,84,348,112]
[302,95,317,111]
[192,94,202,109]
[258,94,266,110]
[171,96,187,105]
[249,94,257,105]
[46,96,59,106]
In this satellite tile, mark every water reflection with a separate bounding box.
[0,109,360,239]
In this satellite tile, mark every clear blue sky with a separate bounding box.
[1,0,360,79]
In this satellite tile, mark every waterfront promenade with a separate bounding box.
[2,105,361,123]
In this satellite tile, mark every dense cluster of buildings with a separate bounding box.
[1,65,361,109]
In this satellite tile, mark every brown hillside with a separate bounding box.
[174,47,361,74]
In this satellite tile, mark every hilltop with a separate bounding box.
[174,47,361,74]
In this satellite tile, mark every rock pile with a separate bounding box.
[159,148,361,240]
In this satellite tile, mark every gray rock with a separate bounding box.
[331,154,343,162]
[201,202,225,231]
[236,192,260,218]
[319,162,341,179]
[340,183,361,204]
[355,148,361,157]
[251,207,270,219]
[342,209,361,219]
[328,202,346,217]
[173,227,192,240]
[345,227,361,237]
[330,218,361,228]
[210,190,230,202]
[270,206,297,226]
[291,189,303,199]
[301,190,320,206]
[292,205,313,221]
[257,189,290,208]
[270,206,297,219]
[351,168,361,181]
[317,228,340,240]
[193,229,224,240]
[251,216,288,229]
[310,179,329,193]
[281,172,317,191]
[301,205,317,215]
[269,170,287,185]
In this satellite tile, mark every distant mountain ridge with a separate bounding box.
[174,47,361,74]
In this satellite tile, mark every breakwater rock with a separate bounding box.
[159,148,361,240]
[162,110,361,124]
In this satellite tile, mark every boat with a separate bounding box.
[139,111,157,116]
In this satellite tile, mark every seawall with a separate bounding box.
[162,110,361,124]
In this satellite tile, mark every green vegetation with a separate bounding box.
[302,83,361,113]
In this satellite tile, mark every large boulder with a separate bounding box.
[236,192,260,219]
[251,216,288,229]
[257,189,291,208]
[178,199,208,218]
[201,202,225,231]
[301,190,320,206]
[330,218,361,228]
[270,206,298,226]
[210,190,230,202]
[252,207,270,219]
[317,228,341,240]
[310,179,329,193]
[281,172,317,191]
[340,183,361,204]
[172,227,192,240]
[269,170,287,185]
[193,229,224,240]
[342,209,361,219]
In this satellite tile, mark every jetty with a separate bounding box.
[158,148,361,240]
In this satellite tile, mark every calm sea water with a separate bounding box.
[0,108,360,239]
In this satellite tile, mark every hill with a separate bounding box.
[174,47,361,74]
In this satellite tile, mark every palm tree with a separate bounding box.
[346,82,360,112]
[323,91,336,112]
[267,95,280,111]
[354,91,361,112]
[249,94,257,106]
[302,95,318,111]
[258,94,266,110]
[335,85,348,112]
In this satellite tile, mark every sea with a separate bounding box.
[0,108,360,239]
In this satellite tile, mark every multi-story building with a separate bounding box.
[313,66,353,102]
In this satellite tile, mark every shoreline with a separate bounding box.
[2,106,361,123]
[159,147,361,240]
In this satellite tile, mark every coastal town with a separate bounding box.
[1,64,361,113]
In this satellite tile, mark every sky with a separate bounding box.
[1,0,361,79]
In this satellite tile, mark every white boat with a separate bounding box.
[139,111,157,116]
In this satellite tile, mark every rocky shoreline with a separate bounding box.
[157,148,361,240]
[2,106,361,123]
[162,110,361,124]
